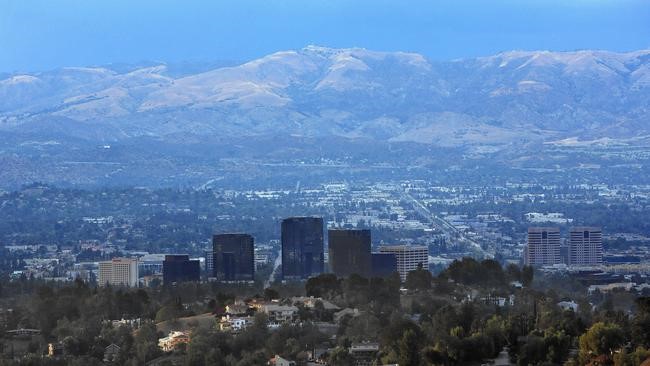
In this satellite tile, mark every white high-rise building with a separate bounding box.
[98,258,139,287]
[204,250,214,274]
[378,245,428,281]
[569,227,603,266]
[525,227,561,266]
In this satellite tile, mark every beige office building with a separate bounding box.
[569,227,603,266]
[524,227,561,266]
[378,245,428,281]
[98,258,139,287]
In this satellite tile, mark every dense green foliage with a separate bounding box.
[0,259,648,365]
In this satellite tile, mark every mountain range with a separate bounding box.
[2,45,649,147]
[2,46,650,188]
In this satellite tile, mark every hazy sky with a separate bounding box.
[1,0,649,72]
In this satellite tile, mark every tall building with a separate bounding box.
[138,254,165,275]
[213,234,255,281]
[162,255,200,284]
[98,258,139,287]
[328,229,371,278]
[281,217,324,280]
[378,245,429,281]
[569,227,603,266]
[371,253,397,278]
[525,227,561,266]
[204,250,214,275]
[559,244,569,265]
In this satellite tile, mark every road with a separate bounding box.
[264,254,282,288]
[491,347,513,365]
[400,188,493,259]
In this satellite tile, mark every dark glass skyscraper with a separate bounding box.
[371,252,397,278]
[162,255,200,284]
[213,234,255,281]
[328,229,371,278]
[281,217,324,280]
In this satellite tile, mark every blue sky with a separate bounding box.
[1,0,649,72]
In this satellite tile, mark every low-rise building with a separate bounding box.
[48,342,64,357]
[108,318,142,329]
[557,301,578,312]
[334,308,361,324]
[158,331,190,352]
[313,322,338,337]
[219,316,252,332]
[269,355,296,366]
[103,343,120,363]
[350,342,379,366]
[588,282,637,294]
[481,294,515,307]
[141,274,163,287]
[6,328,41,337]
[260,304,298,323]
[226,302,250,316]
[290,297,340,311]
[0,308,13,328]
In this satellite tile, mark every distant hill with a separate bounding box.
[1,47,650,188]
[1,46,649,147]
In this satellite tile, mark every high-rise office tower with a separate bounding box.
[281,217,324,280]
[213,234,255,281]
[204,250,214,275]
[568,227,603,266]
[524,227,561,266]
[98,258,139,287]
[378,245,429,281]
[371,252,397,278]
[328,229,371,278]
[162,255,200,284]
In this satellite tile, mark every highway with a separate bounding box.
[265,254,282,289]
[400,188,493,259]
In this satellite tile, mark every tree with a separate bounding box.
[398,329,421,366]
[328,346,354,366]
[312,300,329,321]
[632,297,650,348]
[405,263,432,291]
[306,274,341,299]
[423,345,448,366]
[344,313,381,342]
[342,274,370,307]
[544,329,572,364]
[613,346,650,366]
[579,322,626,365]
[517,336,546,366]
[186,328,211,366]
[155,302,182,323]
[134,322,161,363]
[62,336,84,356]
[263,287,279,301]
[441,258,508,288]
[505,263,522,282]
[458,302,475,334]
[521,266,534,287]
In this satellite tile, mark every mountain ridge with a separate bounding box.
[1,46,649,147]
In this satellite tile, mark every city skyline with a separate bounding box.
[2,1,650,363]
